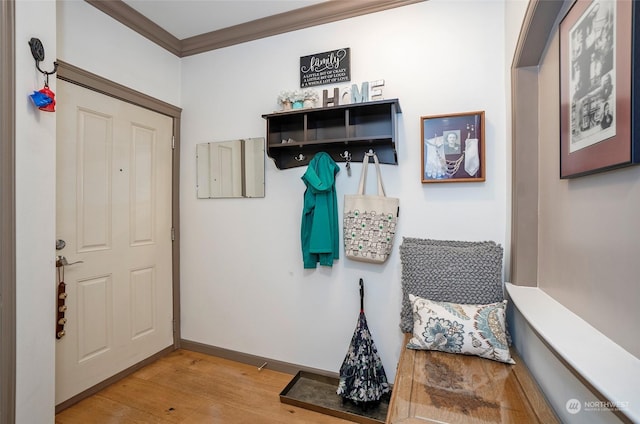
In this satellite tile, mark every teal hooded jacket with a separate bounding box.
[301,152,340,268]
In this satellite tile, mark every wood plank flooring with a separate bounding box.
[55,349,354,423]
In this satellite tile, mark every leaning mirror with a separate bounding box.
[196,137,265,198]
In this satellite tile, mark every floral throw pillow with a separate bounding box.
[407,294,515,364]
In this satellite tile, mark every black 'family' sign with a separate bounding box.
[300,48,351,88]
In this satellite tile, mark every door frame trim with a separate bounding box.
[55,61,182,409]
[0,0,16,422]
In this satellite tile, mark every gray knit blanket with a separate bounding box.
[399,237,504,333]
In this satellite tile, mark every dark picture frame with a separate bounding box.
[421,111,485,183]
[560,0,640,178]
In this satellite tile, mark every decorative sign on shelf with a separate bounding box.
[322,80,385,107]
[300,48,351,88]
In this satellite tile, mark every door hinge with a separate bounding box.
[172,135,175,149]
[171,227,175,241]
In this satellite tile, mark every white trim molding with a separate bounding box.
[506,283,638,423]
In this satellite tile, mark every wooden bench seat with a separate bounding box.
[386,334,558,423]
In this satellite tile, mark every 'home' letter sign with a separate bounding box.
[322,80,385,107]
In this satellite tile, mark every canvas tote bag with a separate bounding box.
[343,152,399,263]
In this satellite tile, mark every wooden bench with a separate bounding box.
[386,334,559,423]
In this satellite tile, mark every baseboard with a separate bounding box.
[180,338,340,380]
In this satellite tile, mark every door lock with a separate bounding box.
[55,239,66,250]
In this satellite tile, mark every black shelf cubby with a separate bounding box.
[262,99,401,169]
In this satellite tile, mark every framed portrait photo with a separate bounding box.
[421,111,485,183]
[559,0,640,178]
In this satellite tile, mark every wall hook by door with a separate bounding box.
[29,38,58,78]
[28,38,57,112]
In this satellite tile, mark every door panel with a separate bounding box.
[131,125,156,245]
[77,275,111,362]
[77,109,112,252]
[56,80,173,404]
[131,267,155,339]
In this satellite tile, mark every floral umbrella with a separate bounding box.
[337,278,390,406]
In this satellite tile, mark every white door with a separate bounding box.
[210,140,242,197]
[55,80,174,404]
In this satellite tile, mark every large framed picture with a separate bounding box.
[421,111,485,183]
[559,0,640,178]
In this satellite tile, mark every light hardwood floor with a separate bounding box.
[55,349,353,423]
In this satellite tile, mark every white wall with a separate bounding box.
[179,0,508,380]
[15,0,57,421]
[56,0,181,106]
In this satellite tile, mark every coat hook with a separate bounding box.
[340,150,352,175]
[28,37,57,112]
[29,38,58,78]
[294,153,306,161]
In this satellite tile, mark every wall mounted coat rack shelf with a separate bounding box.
[262,98,401,169]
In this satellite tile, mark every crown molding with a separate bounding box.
[86,0,425,58]
[181,0,425,57]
